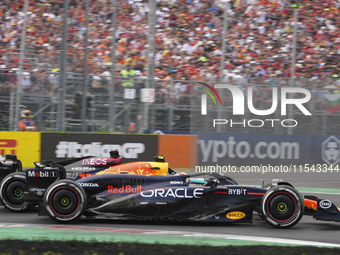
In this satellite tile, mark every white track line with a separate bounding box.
[1,222,340,248]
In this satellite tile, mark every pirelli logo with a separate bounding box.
[0,139,17,155]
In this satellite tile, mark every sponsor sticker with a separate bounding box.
[82,158,108,166]
[27,170,58,178]
[319,199,332,209]
[79,183,99,188]
[141,188,204,198]
[170,181,184,184]
[228,188,247,195]
[108,185,142,194]
[226,211,246,220]
[71,167,96,171]
[29,188,46,196]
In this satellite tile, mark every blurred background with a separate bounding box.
[0,0,339,135]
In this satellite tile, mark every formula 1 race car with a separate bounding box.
[0,154,23,181]
[0,151,173,212]
[1,153,340,228]
[0,150,171,183]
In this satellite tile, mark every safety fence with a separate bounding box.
[4,49,99,73]
[1,71,340,135]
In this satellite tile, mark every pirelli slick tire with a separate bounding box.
[43,180,87,223]
[261,185,304,228]
[0,172,34,212]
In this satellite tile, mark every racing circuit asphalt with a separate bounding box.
[1,171,340,245]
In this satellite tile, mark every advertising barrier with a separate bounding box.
[158,135,197,168]
[0,132,41,167]
[5,131,338,169]
[41,133,158,163]
[197,132,340,166]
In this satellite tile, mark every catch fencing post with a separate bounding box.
[217,2,229,133]
[109,0,118,132]
[14,0,29,130]
[288,6,298,135]
[57,0,69,132]
[81,0,90,132]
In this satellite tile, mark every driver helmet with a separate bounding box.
[22,110,33,118]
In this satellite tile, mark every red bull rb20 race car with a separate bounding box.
[0,152,340,228]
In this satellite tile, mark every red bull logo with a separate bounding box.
[0,139,17,155]
[108,185,142,194]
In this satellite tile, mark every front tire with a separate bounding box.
[261,185,304,228]
[43,179,86,223]
[0,172,34,212]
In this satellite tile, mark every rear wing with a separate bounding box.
[0,154,23,181]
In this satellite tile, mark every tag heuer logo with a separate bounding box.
[322,136,340,166]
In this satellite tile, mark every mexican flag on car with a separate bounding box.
[324,93,340,113]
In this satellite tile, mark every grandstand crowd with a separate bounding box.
[1,0,340,92]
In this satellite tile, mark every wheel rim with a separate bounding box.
[6,181,27,205]
[277,202,287,212]
[51,187,80,216]
[14,188,23,198]
[268,193,296,222]
[61,197,70,206]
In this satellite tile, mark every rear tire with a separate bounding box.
[0,172,35,212]
[261,185,304,228]
[43,179,86,223]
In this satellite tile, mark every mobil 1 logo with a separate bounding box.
[27,170,58,178]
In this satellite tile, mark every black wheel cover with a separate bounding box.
[51,188,79,216]
[268,194,296,221]
[0,173,35,212]
[261,185,304,228]
[43,180,87,223]
[6,181,27,205]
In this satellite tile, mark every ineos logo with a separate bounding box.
[319,199,332,209]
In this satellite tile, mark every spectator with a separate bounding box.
[18,109,37,131]
[2,0,340,86]
[101,66,112,81]
[21,71,31,91]
[91,68,107,93]
[120,64,135,87]
[133,60,144,73]
[0,81,11,97]
[46,72,59,96]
